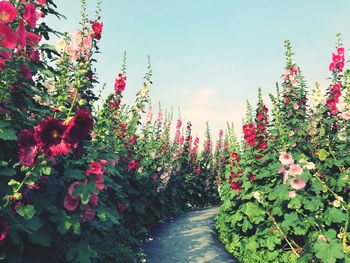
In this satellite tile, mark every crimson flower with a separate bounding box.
[35,117,71,157]
[18,129,39,167]
[63,195,79,211]
[64,108,93,145]
[81,208,95,223]
[89,194,98,208]
[91,21,103,39]
[128,160,138,170]
[0,1,17,23]
[17,19,26,50]
[0,24,18,50]
[23,3,38,28]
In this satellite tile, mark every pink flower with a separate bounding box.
[93,173,105,191]
[289,164,303,176]
[290,178,306,190]
[288,191,296,198]
[17,19,26,50]
[279,152,294,166]
[0,1,17,23]
[37,0,47,5]
[278,166,285,174]
[23,3,38,28]
[128,160,138,170]
[293,103,299,110]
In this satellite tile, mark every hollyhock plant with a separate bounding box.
[0,1,17,23]
[34,117,71,157]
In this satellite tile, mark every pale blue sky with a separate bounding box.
[47,0,350,139]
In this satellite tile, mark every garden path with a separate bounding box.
[143,207,237,263]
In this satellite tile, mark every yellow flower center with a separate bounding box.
[0,12,10,22]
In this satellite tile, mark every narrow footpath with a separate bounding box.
[143,207,237,263]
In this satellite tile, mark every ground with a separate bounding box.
[143,207,237,263]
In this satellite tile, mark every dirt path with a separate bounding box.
[143,207,237,263]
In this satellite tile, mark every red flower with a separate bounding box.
[81,207,95,222]
[117,202,126,213]
[37,0,46,5]
[89,194,98,208]
[18,129,39,167]
[0,1,17,23]
[0,220,9,247]
[17,19,26,50]
[93,172,105,191]
[35,117,71,157]
[129,135,136,145]
[63,108,93,145]
[23,3,38,28]
[91,21,103,39]
[26,32,41,46]
[86,161,103,176]
[64,195,80,211]
[0,24,18,50]
[329,47,345,73]
[128,160,138,170]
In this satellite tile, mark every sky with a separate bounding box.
[46,0,350,141]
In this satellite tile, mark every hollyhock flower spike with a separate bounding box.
[0,1,17,23]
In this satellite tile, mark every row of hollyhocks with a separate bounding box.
[0,1,218,262]
[216,39,350,263]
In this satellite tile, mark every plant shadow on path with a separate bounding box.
[143,207,238,263]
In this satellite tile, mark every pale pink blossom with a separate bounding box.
[288,191,297,198]
[289,164,303,176]
[290,178,306,190]
[279,152,294,166]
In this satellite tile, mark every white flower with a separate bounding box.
[305,162,315,170]
[338,128,347,141]
[253,191,261,201]
[333,200,341,208]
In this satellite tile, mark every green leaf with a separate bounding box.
[324,208,347,226]
[41,166,51,176]
[314,239,344,263]
[243,202,266,223]
[0,167,16,176]
[0,127,16,141]
[16,205,36,220]
[303,198,323,212]
[317,149,329,161]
